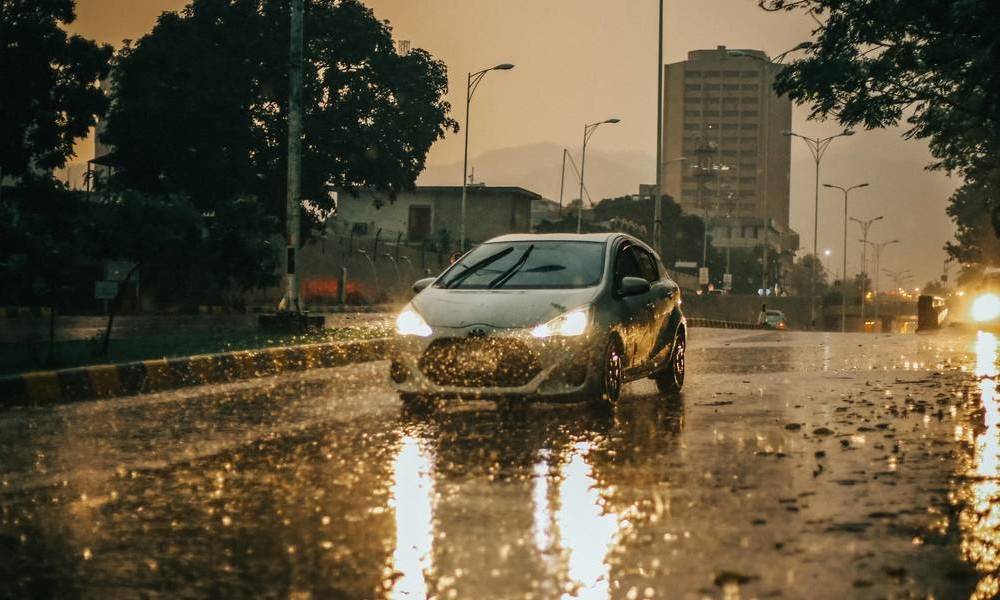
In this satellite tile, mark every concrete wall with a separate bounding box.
[681,294,812,328]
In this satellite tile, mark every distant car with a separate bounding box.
[390,233,687,406]
[762,309,788,330]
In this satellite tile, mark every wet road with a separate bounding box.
[1,328,998,599]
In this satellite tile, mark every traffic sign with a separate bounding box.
[723,273,733,290]
[698,267,709,285]
[675,261,698,269]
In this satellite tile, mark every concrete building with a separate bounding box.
[332,185,539,248]
[661,46,798,255]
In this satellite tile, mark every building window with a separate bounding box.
[740,71,758,78]
[684,96,703,104]
[683,123,701,130]
[687,70,703,78]
[723,70,741,77]
[408,205,432,241]
[740,136,757,143]
[722,110,739,117]
[741,123,758,130]
[684,83,702,90]
[741,96,759,104]
[704,83,721,91]
[741,84,759,91]
[684,110,702,117]
[722,123,738,130]
[724,84,740,91]
[741,110,759,117]
[703,110,720,117]
[351,222,369,235]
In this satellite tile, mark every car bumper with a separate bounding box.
[389,327,597,400]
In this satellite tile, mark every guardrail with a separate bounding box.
[687,318,764,330]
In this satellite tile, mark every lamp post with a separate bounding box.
[788,130,855,327]
[823,182,870,332]
[577,118,621,233]
[461,63,514,251]
[863,239,899,326]
[850,214,883,329]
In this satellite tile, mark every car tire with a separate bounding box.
[590,337,624,408]
[653,332,685,395]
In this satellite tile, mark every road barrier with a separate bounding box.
[687,318,765,330]
[0,338,390,409]
[1,306,52,318]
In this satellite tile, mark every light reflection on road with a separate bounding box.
[390,435,435,600]
[555,441,618,600]
[960,331,1000,600]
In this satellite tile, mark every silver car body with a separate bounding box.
[390,233,686,400]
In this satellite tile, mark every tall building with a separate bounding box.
[661,46,798,254]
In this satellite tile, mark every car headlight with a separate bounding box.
[396,304,432,337]
[973,293,1000,323]
[530,306,590,338]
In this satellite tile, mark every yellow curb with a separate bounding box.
[230,350,258,379]
[88,364,122,398]
[186,355,218,384]
[22,371,61,405]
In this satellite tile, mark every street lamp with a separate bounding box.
[850,214,883,329]
[824,182,870,332]
[577,118,621,233]
[788,130,855,327]
[863,238,899,326]
[461,63,515,251]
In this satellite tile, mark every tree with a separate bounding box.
[760,0,1000,179]
[922,280,948,296]
[945,176,1000,276]
[0,0,112,179]
[785,253,829,297]
[105,0,457,234]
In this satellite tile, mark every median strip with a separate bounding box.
[0,338,390,409]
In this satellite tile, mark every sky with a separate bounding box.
[67,0,958,287]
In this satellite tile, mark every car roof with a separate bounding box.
[766,309,784,315]
[485,232,621,244]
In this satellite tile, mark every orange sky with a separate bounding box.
[66,0,957,284]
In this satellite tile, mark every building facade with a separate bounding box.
[332,185,539,248]
[661,46,797,254]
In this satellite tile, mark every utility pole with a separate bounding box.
[283,0,304,313]
[558,149,567,217]
[864,239,898,326]
[824,182,870,332]
[653,0,664,255]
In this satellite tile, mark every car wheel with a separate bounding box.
[654,332,685,395]
[592,338,624,407]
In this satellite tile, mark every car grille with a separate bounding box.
[418,337,542,387]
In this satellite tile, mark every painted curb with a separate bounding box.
[0,338,390,409]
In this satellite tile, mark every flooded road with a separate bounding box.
[1,328,997,598]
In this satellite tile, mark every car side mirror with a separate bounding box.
[620,276,651,297]
[412,277,436,293]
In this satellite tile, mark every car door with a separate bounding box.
[612,243,657,374]
[634,247,678,366]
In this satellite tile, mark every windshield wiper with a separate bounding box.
[488,244,534,289]
[442,246,515,288]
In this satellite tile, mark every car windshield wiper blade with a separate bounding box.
[442,246,515,288]
[488,244,534,289]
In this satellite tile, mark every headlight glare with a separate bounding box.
[530,306,590,338]
[973,293,1000,323]
[396,304,432,337]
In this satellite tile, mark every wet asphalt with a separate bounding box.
[1,327,998,599]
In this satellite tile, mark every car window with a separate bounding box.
[437,240,605,289]
[614,245,643,287]
[633,248,660,283]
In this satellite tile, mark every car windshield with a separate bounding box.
[439,241,605,289]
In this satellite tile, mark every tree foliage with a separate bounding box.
[0,0,112,178]
[760,0,1000,177]
[105,0,457,233]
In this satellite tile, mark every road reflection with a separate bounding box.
[389,396,683,599]
[390,436,435,600]
[958,331,1000,599]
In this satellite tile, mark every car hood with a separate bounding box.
[411,287,600,329]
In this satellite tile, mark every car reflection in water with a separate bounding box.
[386,395,684,599]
